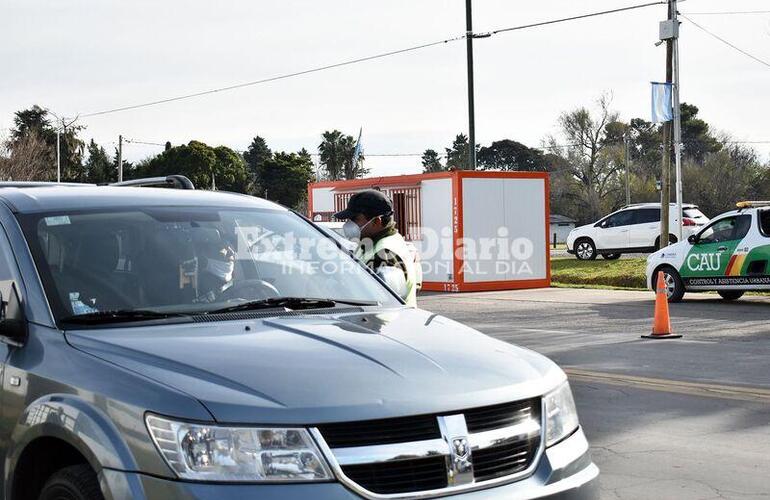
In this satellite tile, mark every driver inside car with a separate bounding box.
[191,228,237,303]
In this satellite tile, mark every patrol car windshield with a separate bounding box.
[21,207,399,322]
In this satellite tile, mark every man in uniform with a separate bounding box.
[334,190,418,307]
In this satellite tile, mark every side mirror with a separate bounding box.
[376,266,408,300]
[688,235,698,244]
[0,282,28,347]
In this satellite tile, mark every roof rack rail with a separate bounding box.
[110,175,195,190]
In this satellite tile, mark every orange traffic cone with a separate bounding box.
[641,271,682,339]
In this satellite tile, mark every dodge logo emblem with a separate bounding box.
[452,438,469,459]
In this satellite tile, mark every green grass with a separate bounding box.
[551,257,647,290]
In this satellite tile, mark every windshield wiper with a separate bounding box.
[60,309,189,325]
[206,297,378,315]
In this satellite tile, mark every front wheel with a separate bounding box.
[718,290,744,301]
[575,239,596,260]
[39,465,104,500]
[602,253,621,260]
[653,266,685,302]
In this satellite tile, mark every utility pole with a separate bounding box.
[56,130,61,183]
[672,0,683,241]
[118,135,123,182]
[465,0,477,170]
[659,0,674,249]
[624,133,631,206]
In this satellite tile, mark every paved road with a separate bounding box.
[418,288,770,499]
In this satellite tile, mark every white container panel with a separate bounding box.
[417,178,454,283]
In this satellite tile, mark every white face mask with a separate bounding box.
[343,217,376,241]
[206,258,234,282]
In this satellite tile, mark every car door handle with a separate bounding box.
[717,246,728,252]
[620,229,629,233]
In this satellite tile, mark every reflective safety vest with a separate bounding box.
[356,232,418,307]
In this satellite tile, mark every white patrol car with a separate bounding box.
[646,201,770,302]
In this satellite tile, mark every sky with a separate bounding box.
[1,0,768,176]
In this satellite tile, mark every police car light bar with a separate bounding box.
[736,201,770,209]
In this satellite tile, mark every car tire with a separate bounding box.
[717,290,744,301]
[654,234,678,251]
[652,266,685,302]
[574,239,597,261]
[39,465,104,500]
[602,253,621,260]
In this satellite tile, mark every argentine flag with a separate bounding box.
[651,82,673,123]
[353,127,363,166]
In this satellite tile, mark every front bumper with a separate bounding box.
[100,427,598,500]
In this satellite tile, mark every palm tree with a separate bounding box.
[318,130,367,180]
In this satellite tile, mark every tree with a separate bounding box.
[0,130,52,181]
[421,149,444,172]
[243,136,272,188]
[545,94,622,222]
[137,141,249,192]
[318,130,367,180]
[84,140,115,184]
[257,151,314,209]
[680,103,722,163]
[445,134,479,170]
[477,139,544,171]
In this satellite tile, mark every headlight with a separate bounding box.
[544,382,580,446]
[145,414,332,482]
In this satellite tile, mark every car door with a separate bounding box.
[596,210,634,250]
[628,208,660,248]
[679,215,752,281]
[0,222,21,493]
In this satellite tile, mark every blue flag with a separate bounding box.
[651,82,673,123]
[353,127,363,166]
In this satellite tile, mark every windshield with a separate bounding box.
[21,207,399,321]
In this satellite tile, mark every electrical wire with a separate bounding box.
[80,35,465,118]
[80,1,666,119]
[682,11,770,16]
[488,1,665,35]
[680,14,770,69]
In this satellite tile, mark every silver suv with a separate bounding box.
[0,179,597,499]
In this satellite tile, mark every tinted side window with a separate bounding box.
[0,225,17,281]
[605,210,634,228]
[760,210,770,237]
[698,215,751,244]
[633,208,660,225]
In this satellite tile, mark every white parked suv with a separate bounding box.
[566,203,709,260]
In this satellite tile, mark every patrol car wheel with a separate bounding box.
[602,253,621,260]
[718,290,745,301]
[575,239,596,260]
[653,266,685,302]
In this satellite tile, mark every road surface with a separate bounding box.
[419,288,770,499]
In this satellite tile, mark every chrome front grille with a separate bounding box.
[312,398,542,499]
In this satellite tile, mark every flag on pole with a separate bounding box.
[651,82,673,123]
[353,127,363,168]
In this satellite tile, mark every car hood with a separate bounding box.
[65,307,564,424]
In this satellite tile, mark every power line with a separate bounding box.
[80,35,465,118]
[683,11,770,16]
[488,1,665,35]
[79,1,665,119]
[681,14,770,69]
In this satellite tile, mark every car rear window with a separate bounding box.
[683,208,707,220]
